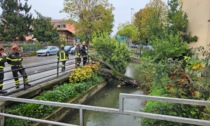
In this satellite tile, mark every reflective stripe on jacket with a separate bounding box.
[0,55,6,69]
[75,46,81,58]
[6,52,23,66]
[57,50,67,61]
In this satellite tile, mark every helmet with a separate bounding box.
[76,42,81,46]
[60,44,64,48]
[82,42,86,45]
[0,45,4,51]
[11,44,19,51]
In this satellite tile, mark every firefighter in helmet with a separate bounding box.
[7,44,31,88]
[0,45,7,93]
[81,42,88,65]
[57,44,68,72]
[75,42,81,67]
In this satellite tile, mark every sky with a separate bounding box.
[0,0,168,35]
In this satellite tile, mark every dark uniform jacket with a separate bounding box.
[0,54,6,69]
[81,45,87,56]
[7,52,23,66]
[75,46,81,58]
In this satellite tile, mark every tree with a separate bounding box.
[117,23,140,43]
[63,0,109,19]
[32,11,59,44]
[134,0,167,42]
[62,0,114,44]
[133,9,143,34]
[167,0,188,34]
[167,0,197,43]
[0,0,33,41]
[153,33,188,61]
[92,33,130,73]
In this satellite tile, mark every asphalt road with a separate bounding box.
[2,54,76,94]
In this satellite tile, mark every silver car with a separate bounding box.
[142,45,154,51]
[36,46,59,56]
[69,46,76,55]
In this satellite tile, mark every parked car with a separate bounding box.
[129,43,138,48]
[64,45,73,54]
[36,46,59,56]
[142,45,154,51]
[69,46,76,55]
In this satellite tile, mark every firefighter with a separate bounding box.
[57,44,68,72]
[75,42,81,68]
[7,44,31,88]
[0,45,7,93]
[81,42,88,65]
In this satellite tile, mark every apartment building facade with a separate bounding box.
[51,20,76,45]
[181,0,210,50]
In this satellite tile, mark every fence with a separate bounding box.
[1,58,75,95]
[0,93,210,126]
[0,41,56,54]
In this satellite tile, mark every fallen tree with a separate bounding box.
[90,56,140,86]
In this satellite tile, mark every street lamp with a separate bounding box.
[131,8,134,23]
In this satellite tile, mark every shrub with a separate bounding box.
[5,64,104,126]
[69,62,100,83]
[141,60,210,126]
[91,33,130,72]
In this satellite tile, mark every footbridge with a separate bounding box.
[0,94,210,126]
[1,58,75,95]
[0,58,209,126]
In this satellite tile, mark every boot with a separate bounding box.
[62,67,66,72]
[0,86,7,93]
[25,83,31,87]
[16,85,20,89]
[0,90,7,94]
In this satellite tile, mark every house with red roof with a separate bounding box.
[51,19,76,45]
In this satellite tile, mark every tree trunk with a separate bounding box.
[100,68,140,86]
[89,56,140,86]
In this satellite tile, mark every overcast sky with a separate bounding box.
[0,0,168,35]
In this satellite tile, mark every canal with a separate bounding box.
[65,63,144,126]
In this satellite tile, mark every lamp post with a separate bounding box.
[131,8,134,23]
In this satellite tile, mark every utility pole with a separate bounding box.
[131,8,134,23]
[15,0,19,16]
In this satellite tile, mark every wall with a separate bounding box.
[182,0,210,50]
[0,73,69,125]
[34,82,107,126]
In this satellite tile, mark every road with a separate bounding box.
[2,55,76,94]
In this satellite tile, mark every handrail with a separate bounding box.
[3,57,75,73]
[0,113,77,126]
[2,57,76,94]
[0,94,210,126]
[120,93,210,106]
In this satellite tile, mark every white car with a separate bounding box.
[69,46,76,55]
[142,45,154,51]
[64,45,73,54]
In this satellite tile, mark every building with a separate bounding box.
[51,19,76,45]
[180,0,210,50]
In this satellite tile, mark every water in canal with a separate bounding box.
[65,63,144,126]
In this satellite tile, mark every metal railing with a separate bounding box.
[1,57,76,95]
[0,94,210,126]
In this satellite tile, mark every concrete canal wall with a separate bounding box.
[0,73,107,126]
[0,73,69,126]
[34,81,107,126]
